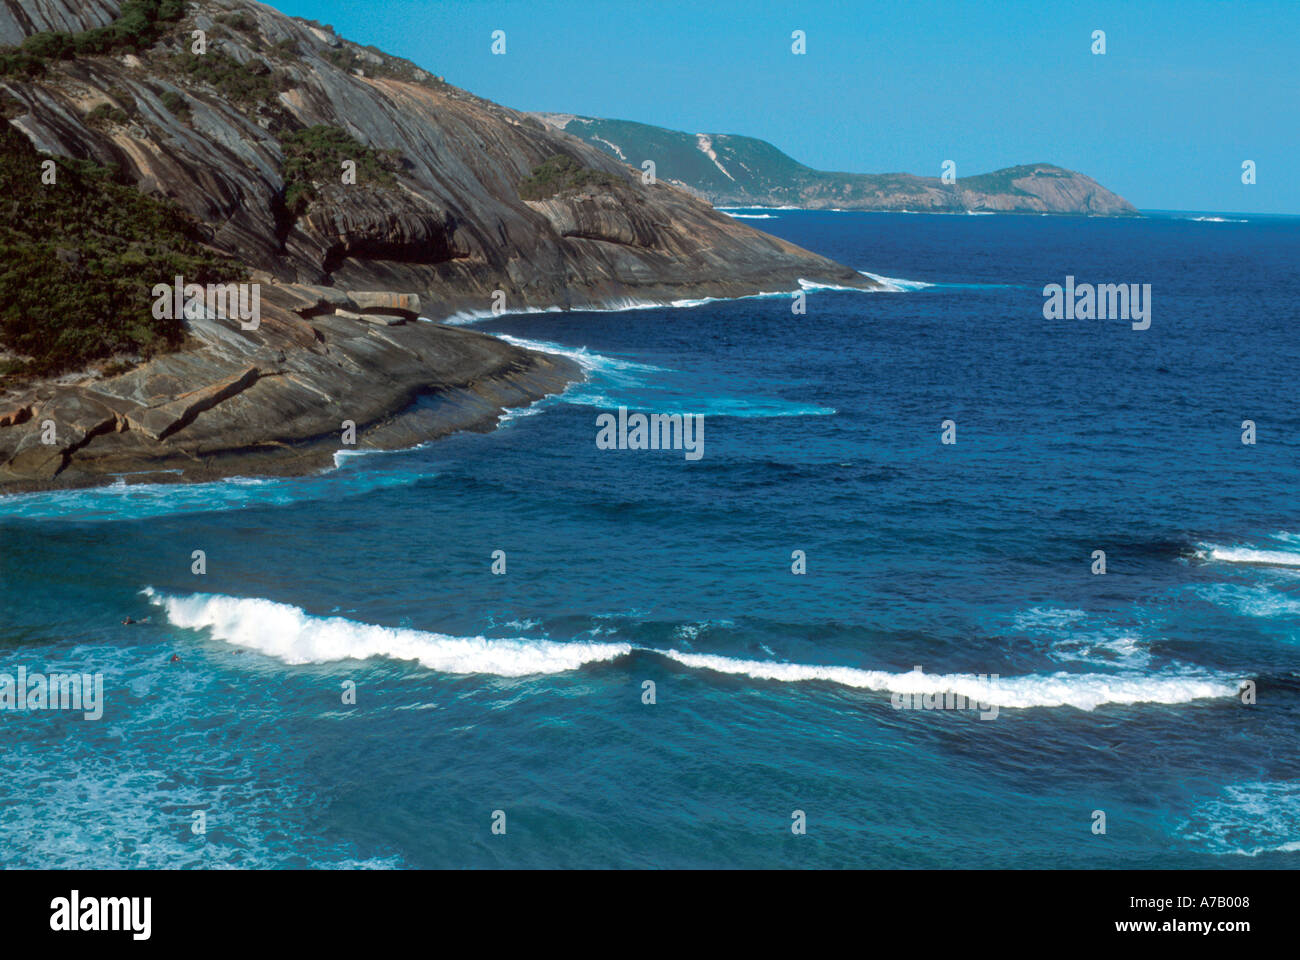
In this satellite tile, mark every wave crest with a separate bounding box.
[1196,538,1300,568]
[143,589,630,676]
[145,590,1244,709]
[658,650,1239,711]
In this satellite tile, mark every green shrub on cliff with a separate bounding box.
[86,103,130,127]
[0,49,45,79]
[0,123,242,380]
[172,49,290,106]
[216,13,257,34]
[159,89,191,118]
[18,31,75,61]
[0,0,186,76]
[279,125,401,215]
[318,41,444,88]
[519,154,621,201]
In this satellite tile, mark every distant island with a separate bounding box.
[535,114,1138,216]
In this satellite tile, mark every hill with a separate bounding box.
[537,114,1138,216]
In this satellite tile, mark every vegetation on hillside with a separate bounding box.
[158,89,191,119]
[86,103,130,127]
[566,118,814,195]
[170,48,291,106]
[0,121,242,380]
[559,118,1132,212]
[321,44,442,85]
[0,0,186,77]
[279,124,401,216]
[519,154,621,201]
[956,164,1067,196]
[0,0,294,115]
[0,5,458,382]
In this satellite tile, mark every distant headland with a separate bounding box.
[535,114,1138,216]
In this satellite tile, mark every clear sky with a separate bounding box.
[271,0,1300,214]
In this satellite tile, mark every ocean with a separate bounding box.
[1,209,1297,868]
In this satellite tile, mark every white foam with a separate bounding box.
[433,294,742,326]
[1177,781,1300,856]
[1011,606,1087,630]
[330,442,434,469]
[858,271,936,292]
[143,589,631,676]
[1198,584,1300,619]
[493,334,668,380]
[1008,606,1152,668]
[1047,633,1152,670]
[503,618,541,631]
[0,467,419,521]
[494,401,549,426]
[1196,543,1300,568]
[433,304,568,326]
[724,212,778,219]
[797,278,865,293]
[656,650,1237,711]
[493,334,831,417]
[432,274,906,327]
[144,590,1241,710]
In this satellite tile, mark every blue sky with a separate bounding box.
[273,0,1300,214]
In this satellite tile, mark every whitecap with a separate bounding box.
[1195,542,1300,568]
[144,589,1243,710]
[858,271,936,292]
[144,589,630,676]
[654,649,1239,711]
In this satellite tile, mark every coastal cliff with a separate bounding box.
[0,0,877,490]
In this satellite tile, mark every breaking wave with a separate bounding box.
[1195,537,1300,569]
[143,588,631,676]
[859,271,937,292]
[145,590,1243,710]
[494,334,834,417]
[658,650,1239,711]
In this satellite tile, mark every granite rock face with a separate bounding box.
[0,0,878,489]
[2,0,874,308]
[0,0,119,46]
[0,281,580,489]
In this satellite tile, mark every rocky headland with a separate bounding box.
[0,0,878,491]
[538,115,1139,216]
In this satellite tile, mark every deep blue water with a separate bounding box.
[1,209,1298,868]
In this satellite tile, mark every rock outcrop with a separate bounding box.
[0,280,579,490]
[2,0,874,307]
[0,0,119,46]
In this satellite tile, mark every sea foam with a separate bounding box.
[1196,540,1300,568]
[145,589,1242,710]
[658,650,1238,711]
[142,588,631,676]
[1177,781,1300,856]
[494,334,835,417]
[858,271,936,292]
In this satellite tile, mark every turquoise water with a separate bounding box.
[1,210,1297,867]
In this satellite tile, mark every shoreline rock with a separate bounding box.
[0,282,583,494]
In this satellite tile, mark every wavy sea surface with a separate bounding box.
[1,210,1297,868]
